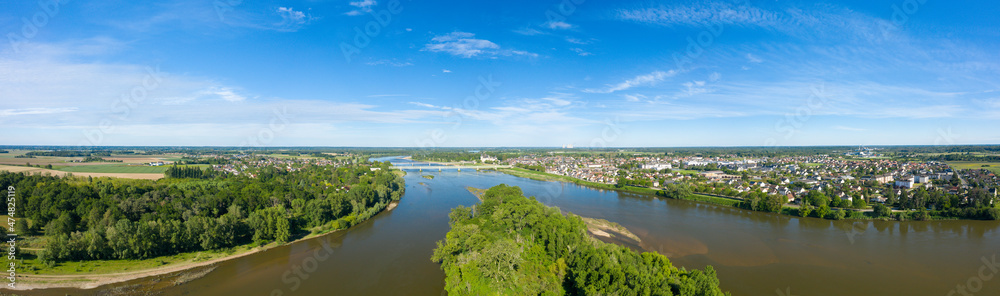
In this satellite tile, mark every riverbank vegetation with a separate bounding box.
[433,184,728,296]
[0,161,404,274]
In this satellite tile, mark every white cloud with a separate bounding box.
[545,21,574,30]
[746,53,763,64]
[0,108,78,117]
[616,2,899,43]
[513,27,546,36]
[366,59,414,67]
[585,70,677,93]
[834,126,866,131]
[408,95,593,136]
[570,48,592,56]
[346,0,377,16]
[681,80,709,96]
[618,2,781,28]
[623,94,646,102]
[275,7,312,29]
[205,87,247,102]
[442,69,452,73]
[423,32,537,58]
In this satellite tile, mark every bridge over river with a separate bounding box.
[390,164,512,171]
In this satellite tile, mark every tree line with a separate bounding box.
[0,161,404,263]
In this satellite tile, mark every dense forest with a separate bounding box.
[432,184,728,296]
[1,161,404,264]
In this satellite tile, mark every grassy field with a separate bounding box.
[56,164,208,174]
[947,161,1000,174]
[672,169,701,175]
[500,167,582,183]
[687,194,743,207]
[802,163,825,167]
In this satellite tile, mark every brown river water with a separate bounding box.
[20,158,1000,296]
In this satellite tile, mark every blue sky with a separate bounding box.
[1,0,998,147]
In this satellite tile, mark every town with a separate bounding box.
[483,148,1000,220]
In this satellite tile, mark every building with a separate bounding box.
[480,155,498,162]
[642,163,672,170]
[875,174,894,183]
[914,175,931,183]
[895,178,915,188]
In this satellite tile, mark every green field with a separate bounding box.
[672,169,700,175]
[947,162,1000,174]
[803,163,825,167]
[57,164,208,174]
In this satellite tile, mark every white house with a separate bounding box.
[642,163,672,170]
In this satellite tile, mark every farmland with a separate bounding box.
[947,161,1000,174]
[56,164,208,174]
[0,165,165,180]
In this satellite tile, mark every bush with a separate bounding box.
[825,209,846,220]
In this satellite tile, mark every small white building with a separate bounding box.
[642,163,672,170]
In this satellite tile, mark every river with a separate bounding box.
[32,157,1000,296]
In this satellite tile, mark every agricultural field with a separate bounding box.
[947,161,1000,174]
[0,151,178,167]
[0,164,165,180]
[57,164,208,174]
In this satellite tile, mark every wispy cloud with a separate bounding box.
[423,32,537,58]
[616,2,898,43]
[273,7,313,31]
[366,59,414,67]
[618,2,781,28]
[834,125,866,131]
[0,108,78,117]
[345,0,376,16]
[205,87,247,102]
[545,21,574,30]
[584,70,677,93]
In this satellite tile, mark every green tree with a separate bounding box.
[873,203,891,218]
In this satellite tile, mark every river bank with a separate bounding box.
[498,167,992,222]
[13,199,401,291]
